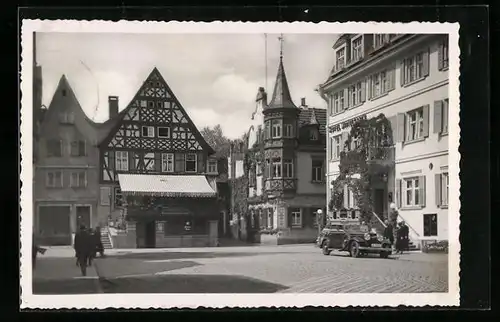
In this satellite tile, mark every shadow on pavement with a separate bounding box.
[33,279,99,294]
[99,274,288,293]
[113,251,291,261]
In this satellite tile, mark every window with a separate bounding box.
[439,39,449,70]
[290,208,302,227]
[142,126,155,138]
[158,127,170,138]
[351,36,363,62]
[115,151,129,171]
[140,100,147,108]
[312,160,323,182]
[283,159,293,178]
[147,101,154,108]
[370,70,390,98]
[440,172,449,207]
[272,158,282,178]
[271,120,282,138]
[156,101,164,108]
[46,139,63,157]
[161,153,174,172]
[403,51,428,85]
[70,140,86,157]
[333,90,345,114]
[403,177,420,207]
[144,152,155,171]
[348,81,363,106]
[62,89,67,96]
[70,171,87,188]
[331,135,341,160]
[352,136,361,150]
[264,121,271,139]
[336,47,345,70]
[423,214,438,237]
[442,99,449,134]
[374,34,389,48]
[406,107,425,141]
[46,171,63,188]
[207,159,218,174]
[309,129,318,141]
[185,153,197,172]
[284,124,294,138]
[59,112,75,124]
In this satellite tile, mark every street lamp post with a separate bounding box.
[317,209,323,236]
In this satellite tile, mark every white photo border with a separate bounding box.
[20,20,461,309]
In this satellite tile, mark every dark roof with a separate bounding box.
[298,108,327,134]
[266,57,297,109]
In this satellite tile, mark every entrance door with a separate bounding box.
[145,220,156,248]
[373,189,385,219]
[76,206,91,229]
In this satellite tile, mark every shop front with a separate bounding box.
[118,174,220,248]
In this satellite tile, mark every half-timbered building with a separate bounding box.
[97,68,227,248]
[244,54,327,245]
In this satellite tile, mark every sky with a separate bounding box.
[37,32,337,139]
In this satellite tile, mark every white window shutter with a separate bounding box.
[438,43,444,70]
[388,115,397,143]
[400,60,405,86]
[367,76,372,100]
[435,173,442,207]
[422,104,430,137]
[360,80,367,102]
[389,66,396,91]
[443,100,449,133]
[395,179,402,208]
[422,48,430,77]
[419,175,426,207]
[396,113,406,142]
[433,100,443,134]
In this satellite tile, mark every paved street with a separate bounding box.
[32,245,448,294]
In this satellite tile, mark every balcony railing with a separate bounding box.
[265,178,297,192]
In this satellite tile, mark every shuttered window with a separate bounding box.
[434,99,449,135]
[401,49,430,86]
[70,171,87,188]
[115,151,129,171]
[435,172,449,207]
[46,171,63,188]
[46,139,63,157]
[438,37,449,71]
[70,140,86,156]
[402,175,426,207]
[404,105,430,142]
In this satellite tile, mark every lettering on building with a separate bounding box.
[328,114,367,133]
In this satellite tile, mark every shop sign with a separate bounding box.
[277,207,286,228]
[329,114,367,133]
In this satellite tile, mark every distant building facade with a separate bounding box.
[97,68,229,248]
[34,76,117,245]
[244,55,327,245]
[319,34,449,245]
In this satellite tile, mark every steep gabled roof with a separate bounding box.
[40,75,122,144]
[99,67,215,155]
[266,57,298,110]
[298,108,327,134]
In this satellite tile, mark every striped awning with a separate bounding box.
[118,174,217,198]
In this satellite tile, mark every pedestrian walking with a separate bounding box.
[383,219,394,249]
[74,225,93,276]
[400,221,410,253]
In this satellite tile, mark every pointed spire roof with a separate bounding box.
[309,108,319,125]
[267,57,297,109]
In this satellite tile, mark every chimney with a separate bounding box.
[108,96,119,118]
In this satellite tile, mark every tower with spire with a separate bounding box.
[245,34,327,238]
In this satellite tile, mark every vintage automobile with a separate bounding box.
[316,223,392,258]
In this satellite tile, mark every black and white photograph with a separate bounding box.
[20,21,460,308]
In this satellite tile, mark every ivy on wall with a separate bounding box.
[328,113,393,223]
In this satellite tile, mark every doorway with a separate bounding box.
[145,220,156,248]
[76,205,91,230]
[373,189,385,219]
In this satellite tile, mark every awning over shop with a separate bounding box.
[118,174,217,198]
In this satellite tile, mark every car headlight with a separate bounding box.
[364,233,371,241]
[377,235,384,242]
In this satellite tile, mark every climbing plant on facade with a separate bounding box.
[328,113,394,223]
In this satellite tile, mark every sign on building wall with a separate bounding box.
[100,187,111,206]
[329,114,367,133]
[156,221,164,232]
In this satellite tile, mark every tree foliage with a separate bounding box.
[200,124,232,158]
[328,113,393,223]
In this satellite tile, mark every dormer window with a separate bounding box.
[59,112,75,124]
[374,34,390,49]
[351,36,363,63]
[336,47,346,70]
[62,89,67,97]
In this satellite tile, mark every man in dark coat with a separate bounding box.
[383,219,394,247]
[400,221,410,253]
[74,225,93,276]
[395,222,404,254]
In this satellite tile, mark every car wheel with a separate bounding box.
[349,241,360,258]
[322,242,331,256]
[380,251,390,259]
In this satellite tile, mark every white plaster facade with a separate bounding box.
[321,34,450,242]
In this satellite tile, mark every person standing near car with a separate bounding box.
[383,219,394,248]
[400,221,410,253]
